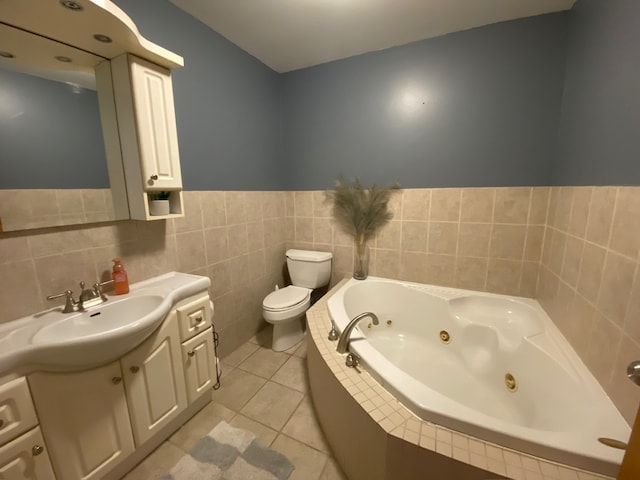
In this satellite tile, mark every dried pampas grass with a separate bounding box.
[326,177,400,246]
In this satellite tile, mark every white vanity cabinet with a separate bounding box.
[109,53,184,221]
[0,378,55,479]
[176,296,216,404]
[21,289,214,480]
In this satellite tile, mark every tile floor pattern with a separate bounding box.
[122,327,347,480]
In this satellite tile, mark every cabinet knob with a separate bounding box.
[187,350,195,357]
[112,376,122,384]
[32,445,44,456]
[130,366,140,373]
[150,174,158,181]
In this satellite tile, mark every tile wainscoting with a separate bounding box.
[0,191,288,358]
[538,186,640,424]
[1,185,639,422]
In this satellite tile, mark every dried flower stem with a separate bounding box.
[326,176,399,245]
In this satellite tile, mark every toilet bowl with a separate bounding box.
[262,286,311,351]
[262,249,332,352]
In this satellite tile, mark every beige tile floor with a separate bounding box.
[122,326,347,480]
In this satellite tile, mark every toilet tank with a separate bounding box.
[286,249,332,289]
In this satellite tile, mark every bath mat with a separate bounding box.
[162,421,295,480]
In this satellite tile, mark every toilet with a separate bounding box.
[262,249,332,351]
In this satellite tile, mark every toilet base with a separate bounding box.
[272,316,306,352]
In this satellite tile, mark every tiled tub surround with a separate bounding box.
[307,279,614,480]
[537,186,640,425]
[286,187,549,298]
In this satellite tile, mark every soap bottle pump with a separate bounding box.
[112,258,130,295]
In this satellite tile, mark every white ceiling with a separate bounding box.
[169,0,576,73]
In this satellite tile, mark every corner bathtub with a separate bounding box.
[326,277,630,476]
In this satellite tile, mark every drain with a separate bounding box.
[505,373,517,392]
[386,320,393,326]
[439,330,451,344]
[598,437,627,450]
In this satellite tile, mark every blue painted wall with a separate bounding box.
[0,69,108,189]
[113,0,285,191]
[17,0,638,191]
[553,0,640,185]
[281,13,569,190]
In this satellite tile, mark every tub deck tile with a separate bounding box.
[539,462,561,479]
[419,435,436,450]
[486,443,505,461]
[487,458,508,476]
[453,446,470,463]
[404,429,419,444]
[469,451,489,469]
[468,438,486,456]
[506,464,526,479]
[522,456,543,473]
[504,449,525,467]
[405,418,421,433]
[435,441,453,457]
[557,466,580,480]
[436,428,453,444]
[524,471,544,480]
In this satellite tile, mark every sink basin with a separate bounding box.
[29,294,168,370]
[32,295,164,344]
[0,272,211,374]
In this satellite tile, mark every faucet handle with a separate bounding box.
[93,279,114,300]
[46,290,77,313]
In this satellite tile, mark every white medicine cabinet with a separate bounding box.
[107,54,185,221]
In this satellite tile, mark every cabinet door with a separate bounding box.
[129,55,182,190]
[28,362,135,480]
[0,377,38,446]
[182,328,216,404]
[0,427,55,480]
[121,312,187,446]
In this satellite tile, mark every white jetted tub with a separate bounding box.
[327,277,630,476]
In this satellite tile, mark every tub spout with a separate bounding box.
[336,312,379,354]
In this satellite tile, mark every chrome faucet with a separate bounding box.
[47,279,114,312]
[78,280,112,310]
[336,312,379,354]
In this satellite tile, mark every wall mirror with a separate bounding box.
[0,0,183,232]
[0,22,128,232]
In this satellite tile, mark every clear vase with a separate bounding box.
[353,241,370,280]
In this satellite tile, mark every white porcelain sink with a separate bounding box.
[32,295,164,344]
[0,272,211,373]
[28,294,168,370]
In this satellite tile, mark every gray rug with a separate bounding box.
[163,421,295,480]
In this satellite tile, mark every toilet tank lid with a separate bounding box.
[286,249,332,262]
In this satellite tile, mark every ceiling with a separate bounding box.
[169,0,576,73]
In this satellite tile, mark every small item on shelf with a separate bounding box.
[112,258,130,295]
[149,191,171,216]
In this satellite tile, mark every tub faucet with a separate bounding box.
[336,312,379,354]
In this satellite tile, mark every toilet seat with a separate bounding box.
[263,286,311,312]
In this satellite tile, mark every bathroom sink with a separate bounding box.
[0,272,211,375]
[32,295,163,344]
[29,294,167,369]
